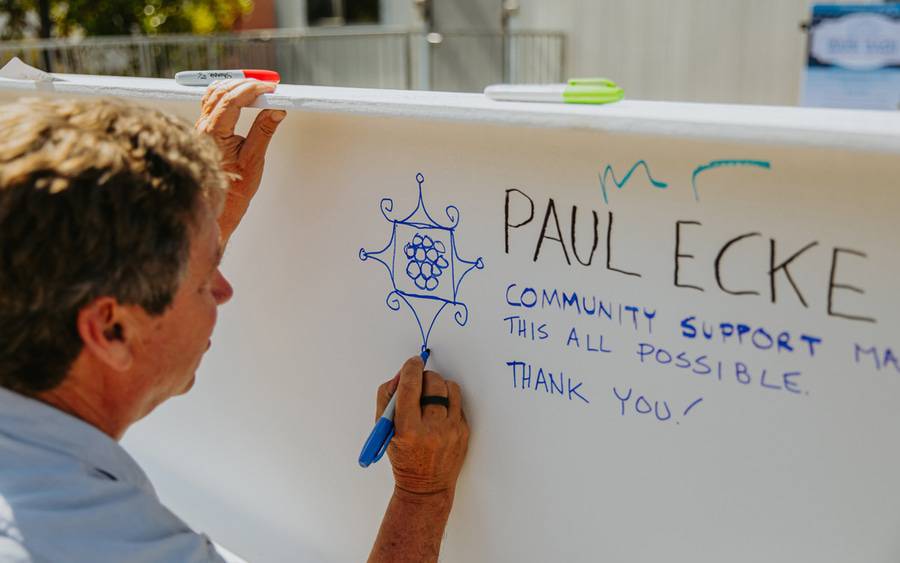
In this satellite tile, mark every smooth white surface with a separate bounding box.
[1,78,899,562]
[1,73,899,153]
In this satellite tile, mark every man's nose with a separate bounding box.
[211,269,234,304]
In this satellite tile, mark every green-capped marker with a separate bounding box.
[563,78,624,104]
[484,77,624,105]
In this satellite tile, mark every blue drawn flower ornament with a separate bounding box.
[359,173,485,353]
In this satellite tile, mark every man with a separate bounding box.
[0,80,469,562]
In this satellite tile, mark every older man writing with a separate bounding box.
[0,80,469,562]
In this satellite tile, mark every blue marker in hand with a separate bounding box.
[359,348,430,468]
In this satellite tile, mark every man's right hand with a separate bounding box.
[376,356,469,496]
[369,356,470,563]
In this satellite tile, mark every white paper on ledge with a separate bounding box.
[0,57,63,83]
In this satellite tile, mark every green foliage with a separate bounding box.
[1,0,253,38]
[0,0,31,39]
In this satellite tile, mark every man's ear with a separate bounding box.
[76,297,135,372]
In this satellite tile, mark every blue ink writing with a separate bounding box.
[505,283,655,333]
[565,326,612,353]
[612,386,700,423]
[854,343,900,373]
[507,360,590,403]
[636,342,805,395]
[682,397,703,416]
[613,386,632,416]
[503,315,550,341]
[679,316,822,358]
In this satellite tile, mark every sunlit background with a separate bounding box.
[0,0,897,107]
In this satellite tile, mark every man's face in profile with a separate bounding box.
[130,203,233,408]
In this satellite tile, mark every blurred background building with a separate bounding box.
[0,0,897,106]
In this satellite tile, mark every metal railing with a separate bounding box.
[0,27,565,92]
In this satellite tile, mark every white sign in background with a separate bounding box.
[812,12,900,71]
[803,5,900,110]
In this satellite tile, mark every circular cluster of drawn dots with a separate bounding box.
[404,234,450,291]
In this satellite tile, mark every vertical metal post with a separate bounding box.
[405,31,413,90]
[428,33,434,90]
[559,32,567,83]
[414,0,435,90]
[37,0,53,72]
[501,32,508,83]
[138,41,151,77]
[501,0,519,83]
[331,0,344,24]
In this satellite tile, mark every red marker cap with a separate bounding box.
[242,69,281,83]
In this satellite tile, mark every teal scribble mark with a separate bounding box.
[691,159,771,201]
[599,160,668,205]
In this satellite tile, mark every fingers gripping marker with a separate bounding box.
[358,349,430,468]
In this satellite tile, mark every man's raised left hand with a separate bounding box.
[195,79,286,244]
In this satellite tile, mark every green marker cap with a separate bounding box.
[563,78,624,105]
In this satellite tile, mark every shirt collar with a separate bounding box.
[0,386,155,495]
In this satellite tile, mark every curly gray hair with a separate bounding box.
[0,96,228,394]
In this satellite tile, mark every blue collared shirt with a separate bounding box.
[0,386,234,562]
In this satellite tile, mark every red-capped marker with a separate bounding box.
[174,69,281,86]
